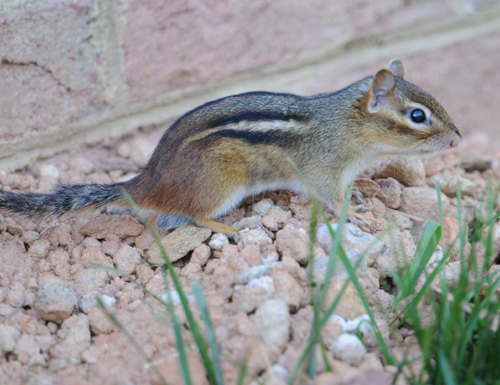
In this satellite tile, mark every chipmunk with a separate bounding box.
[0,59,461,235]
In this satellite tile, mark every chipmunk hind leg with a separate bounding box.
[156,214,190,230]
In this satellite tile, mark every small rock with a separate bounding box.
[320,318,344,348]
[324,282,366,320]
[136,264,155,284]
[375,178,403,209]
[308,250,367,284]
[0,325,20,356]
[147,225,212,265]
[14,334,45,366]
[161,291,182,306]
[102,157,139,173]
[35,284,77,322]
[78,291,99,314]
[267,206,292,220]
[81,215,144,240]
[232,285,270,313]
[254,299,290,350]
[317,222,384,266]
[235,263,276,285]
[28,239,51,259]
[190,244,211,266]
[240,245,261,266]
[6,282,30,307]
[39,164,60,180]
[88,308,114,335]
[208,233,229,251]
[399,187,451,222]
[270,270,304,310]
[50,314,91,361]
[440,176,478,198]
[385,209,413,231]
[271,364,288,382]
[248,276,275,294]
[81,247,113,268]
[81,345,101,364]
[276,223,324,264]
[424,157,446,177]
[375,229,416,278]
[237,226,272,247]
[331,333,367,366]
[82,237,102,249]
[22,230,40,244]
[262,215,280,231]
[442,217,461,257]
[100,294,116,307]
[130,138,155,168]
[117,142,132,158]
[333,314,371,333]
[69,155,95,175]
[354,178,380,198]
[72,269,108,296]
[113,245,141,274]
[253,198,274,216]
[377,157,425,187]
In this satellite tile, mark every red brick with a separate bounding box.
[0,0,104,141]
[123,0,455,102]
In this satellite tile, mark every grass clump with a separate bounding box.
[389,181,500,385]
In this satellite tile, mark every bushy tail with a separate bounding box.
[0,183,127,216]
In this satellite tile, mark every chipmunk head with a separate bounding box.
[363,59,461,154]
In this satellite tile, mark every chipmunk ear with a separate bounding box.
[368,69,395,112]
[388,58,405,78]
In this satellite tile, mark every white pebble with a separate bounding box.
[271,364,288,380]
[248,276,275,294]
[252,198,274,216]
[254,299,290,350]
[39,164,60,180]
[161,291,195,306]
[237,225,272,247]
[331,333,367,366]
[208,233,229,251]
[162,291,181,306]
[79,291,99,313]
[344,314,371,333]
[100,294,116,307]
[330,314,348,331]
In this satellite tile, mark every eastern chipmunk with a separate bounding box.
[0,59,461,235]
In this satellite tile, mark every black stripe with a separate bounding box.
[207,128,294,147]
[206,111,306,129]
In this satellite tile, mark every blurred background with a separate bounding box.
[1,0,499,170]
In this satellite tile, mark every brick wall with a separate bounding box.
[1,0,499,171]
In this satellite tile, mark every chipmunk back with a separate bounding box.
[0,59,461,235]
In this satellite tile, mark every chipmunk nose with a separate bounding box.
[450,129,462,148]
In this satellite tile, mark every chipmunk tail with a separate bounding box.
[0,183,129,217]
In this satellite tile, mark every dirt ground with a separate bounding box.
[0,124,499,385]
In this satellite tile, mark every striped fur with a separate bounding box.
[0,183,125,216]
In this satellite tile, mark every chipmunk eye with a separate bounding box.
[410,109,426,123]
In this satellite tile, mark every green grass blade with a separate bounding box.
[193,280,224,385]
[236,358,248,385]
[316,209,394,365]
[391,220,442,311]
[437,349,457,385]
[120,189,219,384]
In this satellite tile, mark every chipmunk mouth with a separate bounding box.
[421,133,462,152]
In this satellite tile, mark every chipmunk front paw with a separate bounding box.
[346,205,372,233]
